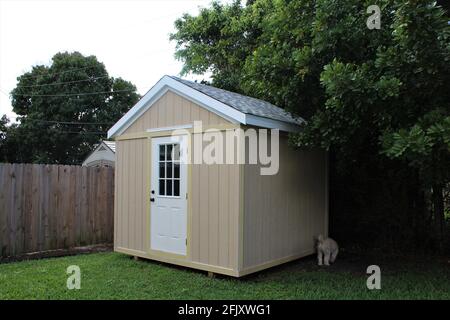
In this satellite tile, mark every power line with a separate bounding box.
[60,131,106,135]
[16,75,110,88]
[11,89,138,97]
[19,66,97,80]
[18,118,114,125]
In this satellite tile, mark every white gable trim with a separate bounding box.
[103,142,116,153]
[108,76,246,138]
[107,75,302,138]
[82,141,116,166]
[146,124,193,133]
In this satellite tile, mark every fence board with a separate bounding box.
[0,163,114,259]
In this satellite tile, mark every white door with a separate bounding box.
[150,135,188,255]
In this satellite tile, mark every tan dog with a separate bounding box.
[316,234,339,266]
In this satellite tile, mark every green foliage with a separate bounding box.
[171,0,449,161]
[5,52,140,164]
[171,0,450,251]
[0,115,8,158]
[170,0,273,92]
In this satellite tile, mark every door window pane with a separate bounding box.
[159,145,165,161]
[159,179,165,196]
[174,163,180,179]
[166,180,173,196]
[166,162,172,178]
[174,179,180,196]
[159,163,165,178]
[167,144,173,161]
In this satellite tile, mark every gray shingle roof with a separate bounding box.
[169,76,304,126]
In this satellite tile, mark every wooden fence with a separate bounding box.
[0,163,114,259]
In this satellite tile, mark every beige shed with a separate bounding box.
[108,75,328,277]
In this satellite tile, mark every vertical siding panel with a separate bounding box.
[199,107,210,126]
[208,164,219,266]
[210,112,226,126]
[132,139,138,250]
[131,140,138,250]
[191,163,200,262]
[136,139,143,251]
[173,93,182,125]
[141,139,147,252]
[121,141,127,249]
[114,143,119,247]
[228,163,239,270]
[128,140,135,250]
[141,104,149,130]
[166,91,174,126]
[149,102,158,129]
[182,95,191,123]
[190,101,200,122]
[199,164,209,264]
[120,141,126,248]
[158,94,167,127]
[117,142,124,248]
[218,164,229,268]
[122,142,129,249]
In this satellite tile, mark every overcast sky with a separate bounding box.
[0,0,231,121]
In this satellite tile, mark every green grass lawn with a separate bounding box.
[0,251,448,299]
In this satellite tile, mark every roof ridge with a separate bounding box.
[170,76,277,107]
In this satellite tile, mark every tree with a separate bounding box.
[171,0,450,251]
[170,0,271,92]
[0,115,9,160]
[7,51,140,164]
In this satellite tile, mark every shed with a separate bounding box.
[82,140,116,167]
[108,75,328,277]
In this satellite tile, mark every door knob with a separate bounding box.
[150,198,155,202]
